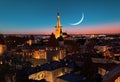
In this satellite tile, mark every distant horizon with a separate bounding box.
[3,33,120,35]
[1,22,120,35]
[1,32,120,35]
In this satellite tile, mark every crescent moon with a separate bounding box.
[71,13,84,25]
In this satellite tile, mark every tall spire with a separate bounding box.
[56,12,61,27]
[55,12,62,39]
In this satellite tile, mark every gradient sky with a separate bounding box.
[0,0,120,34]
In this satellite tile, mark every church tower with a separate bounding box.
[55,12,62,39]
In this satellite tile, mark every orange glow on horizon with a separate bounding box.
[1,23,120,34]
[64,23,120,34]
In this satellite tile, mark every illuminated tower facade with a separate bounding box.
[55,12,62,39]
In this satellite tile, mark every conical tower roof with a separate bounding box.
[56,12,61,27]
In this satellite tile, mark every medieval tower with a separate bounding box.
[55,12,62,39]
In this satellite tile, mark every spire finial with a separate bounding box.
[57,12,60,16]
[56,12,61,26]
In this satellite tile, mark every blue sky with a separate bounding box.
[0,0,120,34]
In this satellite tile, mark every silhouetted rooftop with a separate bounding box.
[0,34,5,44]
[26,60,77,75]
[76,39,86,45]
[47,33,59,47]
[59,73,84,82]
[57,36,64,41]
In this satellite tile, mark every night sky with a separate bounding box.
[0,0,120,34]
